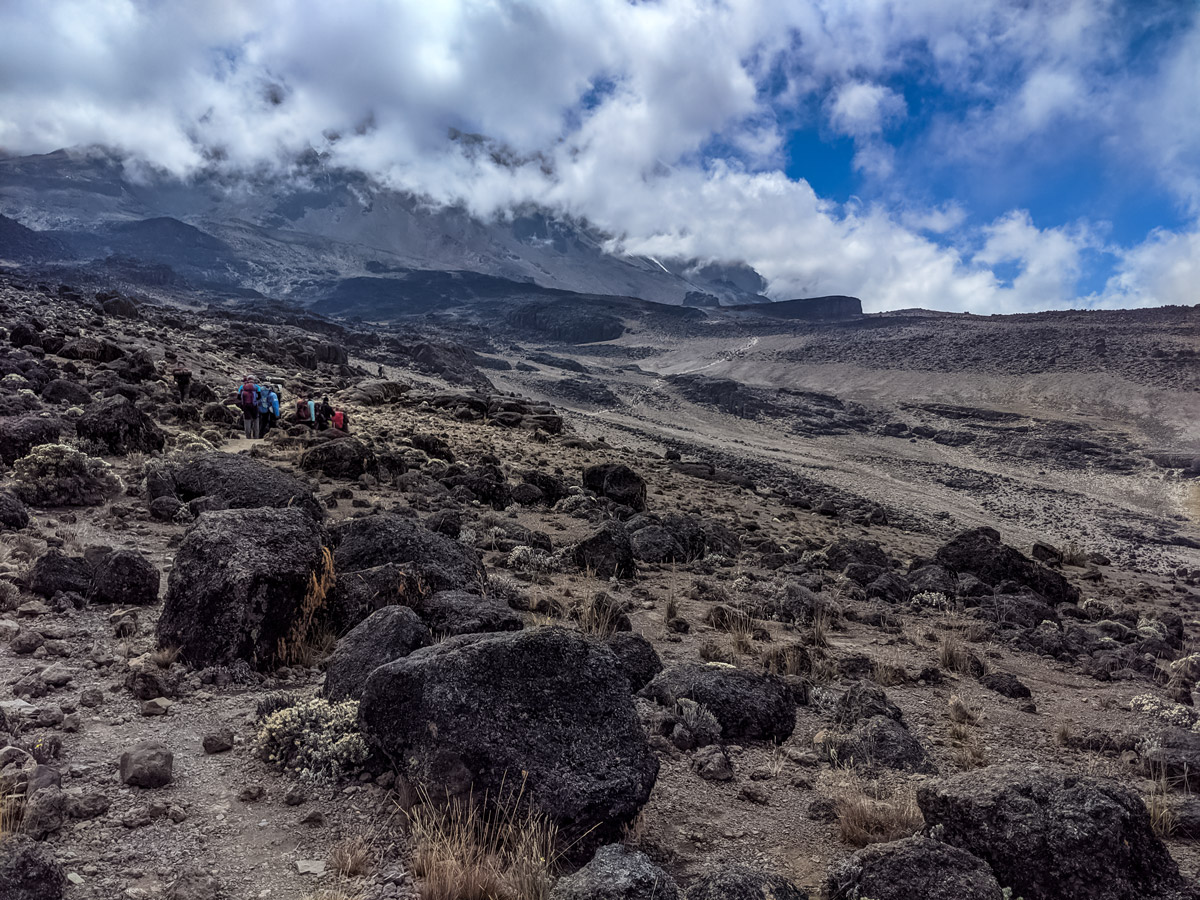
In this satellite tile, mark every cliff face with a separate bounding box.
[730,295,863,320]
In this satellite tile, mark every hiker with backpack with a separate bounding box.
[332,408,349,433]
[256,382,272,436]
[317,396,334,430]
[235,376,261,439]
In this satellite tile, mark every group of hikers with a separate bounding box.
[234,376,349,439]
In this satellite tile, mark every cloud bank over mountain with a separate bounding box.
[1,0,1196,313]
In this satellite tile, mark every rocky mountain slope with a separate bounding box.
[0,148,772,308]
[0,266,1196,900]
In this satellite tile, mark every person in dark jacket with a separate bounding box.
[317,396,334,430]
[235,376,261,439]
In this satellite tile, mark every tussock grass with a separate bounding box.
[831,773,923,847]
[947,694,978,725]
[328,832,374,877]
[404,781,562,900]
[872,649,908,686]
[1145,773,1178,839]
[276,546,336,667]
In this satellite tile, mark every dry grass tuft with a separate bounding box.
[328,832,374,878]
[276,546,336,667]
[1145,773,1178,839]
[0,791,22,837]
[404,782,562,900]
[832,774,923,847]
[1054,721,1074,747]
[1061,541,1089,567]
[872,649,908,686]
[150,645,181,669]
[809,603,832,649]
[573,595,625,638]
[947,694,978,725]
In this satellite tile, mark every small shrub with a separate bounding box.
[938,634,986,677]
[1054,722,1074,747]
[256,691,300,722]
[12,443,122,507]
[677,699,721,746]
[506,545,564,576]
[573,594,626,637]
[257,697,369,783]
[809,603,832,649]
[151,646,181,669]
[1146,774,1177,839]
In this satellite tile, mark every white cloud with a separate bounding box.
[829,82,907,138]
[0,0,1196,313]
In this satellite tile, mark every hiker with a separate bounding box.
[332,408,349,433]
[236,376,261,439]
[377,364,385,378]
[172,367,192,403]
[307,398,318,429]
[269,385,281,432]
[317,396,334,430]
[255,380,272,437]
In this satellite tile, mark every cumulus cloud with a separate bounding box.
[0,0,1196,312]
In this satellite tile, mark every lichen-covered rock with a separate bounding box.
[323,605,431,702]
[0,490,29,529]
[155,508,327,669]
[605,632,664,692]
[686,865,808,900]
[573,521,635,579]
[639,663,795,741]
[145,451,323,520]
[934,527,1078,605]
[331,513,485,595]
[360,627,658,855]
[75,397,165,455]
[583,463,647,511]
[917,766,1187,900]
[0,415,62,465]
[822,836,1001,900]
[298,437,376,480]
[0,834,65,899]
[550,844,679,900]
[88,549,160,606]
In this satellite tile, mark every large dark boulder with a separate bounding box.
[0,491,29,530]
[822,836,1002,900]
[934,528,1078,604]
[0,834,65,900]
[583,463,647,511]
[834,681,903,727]
[359,627,658,853]
[638,663,795,741]
[323,605,431,701]
[40,378,92,407]
[605,632,663,692]
[631,526,684,564]
[298,437,376,480]
[573,521,635,579]
[817,717,935,774]
[331,514,485,595]
[0,415,62,465]
[825,538,889,571]
[88,549,160,606]
[549,844,679,900]
[1142,728,1200,791]
[413,589,524,636]
[28,550,91,598]
[523,470,569,505]
[917,766,1187,900]
[146,452,323,520]
[686,866,808,900]
[325,563,410,633]
[155,508,327,669]
[75,398,165,455]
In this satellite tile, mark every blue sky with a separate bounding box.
[0,0,1197,312]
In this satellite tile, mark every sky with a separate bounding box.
[0,0,1198,313]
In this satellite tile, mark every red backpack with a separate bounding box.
[239,383,257,409]
[332,410,345,430]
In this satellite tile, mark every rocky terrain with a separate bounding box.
[0,263,1197,900]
